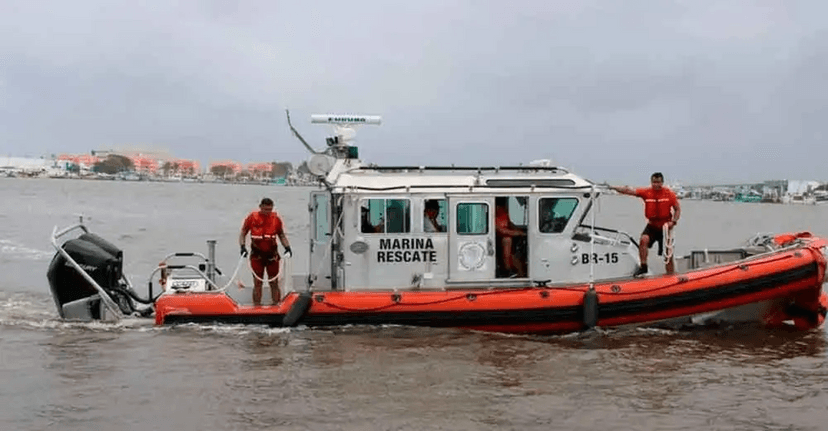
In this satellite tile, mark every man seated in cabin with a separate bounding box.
[495,198,527,277]
[423,199,446,233]
[361,205,383,233]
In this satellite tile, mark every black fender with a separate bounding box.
[283,291,313,327]
[582,288,599,329]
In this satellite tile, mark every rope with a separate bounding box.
[318,287,534,312]
[247,255,281,283]
[663,223,675,264]
[215,255,246,291]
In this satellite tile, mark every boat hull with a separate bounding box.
[155,242,828,334]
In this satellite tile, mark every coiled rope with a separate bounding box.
[247,255,282,283]
[217,255,246,290]
[663,223,675,264]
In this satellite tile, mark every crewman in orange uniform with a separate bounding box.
[495,199,527,277]
[239,198,292,305]
[610,172,681,276]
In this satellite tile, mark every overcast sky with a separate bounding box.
[1,1,827,184]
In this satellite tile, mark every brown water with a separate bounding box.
[2,177,828,430]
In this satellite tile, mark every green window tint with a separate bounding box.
[361,199,385,233]
[361,199,411,234]
[314,194,330,242]
[539,198,579,233]
[457,203,489,235]
[385,199,411,233]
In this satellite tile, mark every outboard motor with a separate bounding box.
[46,233,135,320]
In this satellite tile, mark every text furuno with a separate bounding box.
[328,117,367,123]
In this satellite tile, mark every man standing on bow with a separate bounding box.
[610,172,680,276]
[239,198,292,305]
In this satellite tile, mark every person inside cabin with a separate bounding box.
[385,199,410,233]
[361,204,383,233]
[423,199,445,233]
[495,198,527,277]
[239,197,292,306]
[609,172,681,276]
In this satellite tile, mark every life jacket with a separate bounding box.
[495,206,511,233]
[246,211,283,254]
[637,188,676,226]
[773,231,813,246]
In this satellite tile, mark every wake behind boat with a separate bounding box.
[46,113,828,334]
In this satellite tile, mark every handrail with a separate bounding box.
[150,255,246,294]
[366,165,570,173]
[160,252,209,262]
[334,184,596,192]
[53,222,89,240]
[575,225,637,247]
[148,265,221,293]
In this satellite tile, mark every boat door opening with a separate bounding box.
[494,195,530,279]
[309,191,332,289]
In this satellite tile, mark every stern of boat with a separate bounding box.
[47,220,154,321]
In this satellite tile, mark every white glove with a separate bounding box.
[284,247,292,259]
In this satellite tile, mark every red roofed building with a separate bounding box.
[246,162,273,179]
[131,156,159,174]
[208,161,242,178]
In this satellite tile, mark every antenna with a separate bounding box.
[285,110,320,155]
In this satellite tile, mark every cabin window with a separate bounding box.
[423,199,447,233]
[497,196,528,228]
[361,198,411,234]
[313,193,330,242]
[538,197,579,233]
[456,202,489,235]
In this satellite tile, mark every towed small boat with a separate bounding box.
[46,113,828,334]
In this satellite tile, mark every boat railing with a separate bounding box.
[574,225,638,248]
[149,251,247,297]
[147,264,221,297]
[680,232,821,271]
[50,218,123,320]
[365,165,570,174]
[157,251,212,283]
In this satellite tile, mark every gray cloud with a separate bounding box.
[1,0,827,184]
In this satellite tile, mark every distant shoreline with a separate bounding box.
[1,173,318,187]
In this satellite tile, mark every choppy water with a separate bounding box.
[2,177,828,430]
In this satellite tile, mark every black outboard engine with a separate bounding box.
[47,232,136,320]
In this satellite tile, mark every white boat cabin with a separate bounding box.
[291,113,641,292]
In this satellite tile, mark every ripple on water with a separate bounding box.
[0,239,55,261]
